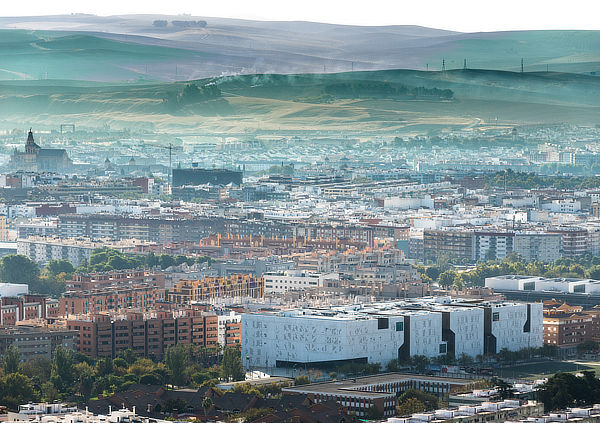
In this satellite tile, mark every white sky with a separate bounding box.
[2,0,598,32]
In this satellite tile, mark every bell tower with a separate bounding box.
[25,128,40,154]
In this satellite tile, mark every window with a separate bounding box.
[377,318,389,330]
[439,343,447,354]
[396,321,404,331]
[492,312,500,321]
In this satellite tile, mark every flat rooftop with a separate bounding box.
[283,373,473,398]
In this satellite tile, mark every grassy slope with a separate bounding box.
[1,68,599,133]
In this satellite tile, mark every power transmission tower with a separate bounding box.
[521,58,524,73]
[463,59,467,70]
[442,59,446,72]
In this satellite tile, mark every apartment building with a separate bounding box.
[473,231,514,262]
[549,227,588,256]
[59,283,166,316]
[0,325,77,361]
[169,274,263,303]
[67,269,166,291]
[423,229,474,262]
[513,232,562,262]
[0,295,60,325]
[67,309,240,358]
[543,303,600,355]
[17,236,144,266]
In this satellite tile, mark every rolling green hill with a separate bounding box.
[1,69,598,133]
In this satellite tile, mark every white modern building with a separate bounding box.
[262,270,340,294]
[485,275,600,294]
[241,298,542,370]
[0,283,28,297]
[487,301,543,353]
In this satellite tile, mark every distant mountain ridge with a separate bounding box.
[0,15,599,81]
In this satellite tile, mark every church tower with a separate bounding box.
[25,129,40,154]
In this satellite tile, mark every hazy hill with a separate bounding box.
[1,69,598,132]
[0,15,599,81]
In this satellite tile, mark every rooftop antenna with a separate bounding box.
[521,58,524,73]
[442,59,446,72]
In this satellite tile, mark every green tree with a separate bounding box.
[0,254,40,285]
[201,397,213,413]
[75,362,96,401]
[2,344,21,374]
[41,381,59,402]
[164,344,189,387]
[20,357,52,383]
[44,260,74,277]
[537,372,600,411]
[397,389,439,410]
[412,355,429,373]
[0,373,36,410]
[437,270,457,287]
[50,346,74,393]
[397,397,426,416]
[221,347,244,382]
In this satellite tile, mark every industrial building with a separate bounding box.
[241,298,542,370]
[172,168,242,187]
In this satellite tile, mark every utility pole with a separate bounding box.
[167,143,173,185]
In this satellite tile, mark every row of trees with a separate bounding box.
[416,254,600,289]
[0,343,244,409]
[0,248,213,297]
[537,372,600,411]
[322,82,454,100]
[486,169,600,189]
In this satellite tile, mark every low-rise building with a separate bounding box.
[283,373,473,418]
[169,274,263,303]
[263,270,340,294]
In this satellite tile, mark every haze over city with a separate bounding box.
[0,2,599,423]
